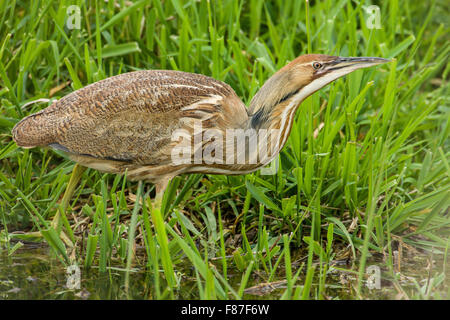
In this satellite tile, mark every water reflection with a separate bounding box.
[0,246,148,299]
[0,245,447,299]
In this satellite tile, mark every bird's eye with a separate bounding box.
[312,62,323,70]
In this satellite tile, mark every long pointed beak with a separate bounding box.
[310,56,390,90]
[327,56,390,72]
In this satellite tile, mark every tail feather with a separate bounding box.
[12,110,56,148]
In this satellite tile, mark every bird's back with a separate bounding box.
[12,70,246,169]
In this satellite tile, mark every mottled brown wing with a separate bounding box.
[12,70,244,164]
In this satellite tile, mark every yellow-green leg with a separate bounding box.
[60,163,86,213]
[52,163,86,249]
[153,177,170,210]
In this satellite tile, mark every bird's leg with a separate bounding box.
[60,164,86,212]
[153,177,171,210]
[52,163,86,233]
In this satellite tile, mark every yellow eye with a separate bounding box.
[312,62,323,70]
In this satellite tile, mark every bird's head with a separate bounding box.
[281,54,389,93]
[248,54,390,127]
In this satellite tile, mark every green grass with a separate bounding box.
[0,0,449,300]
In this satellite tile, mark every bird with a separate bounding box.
[12,54,389,207]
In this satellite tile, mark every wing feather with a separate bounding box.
[13,70,246,165]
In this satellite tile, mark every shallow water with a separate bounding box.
[0,244,447,299]
[0,246,146,299]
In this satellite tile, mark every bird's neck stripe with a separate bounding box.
[275,89,305,146]
[250,88,301,129]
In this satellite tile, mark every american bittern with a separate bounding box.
[12,54,388,206]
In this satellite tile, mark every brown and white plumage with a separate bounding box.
[13,71,246,180]
[12,54,389,202]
